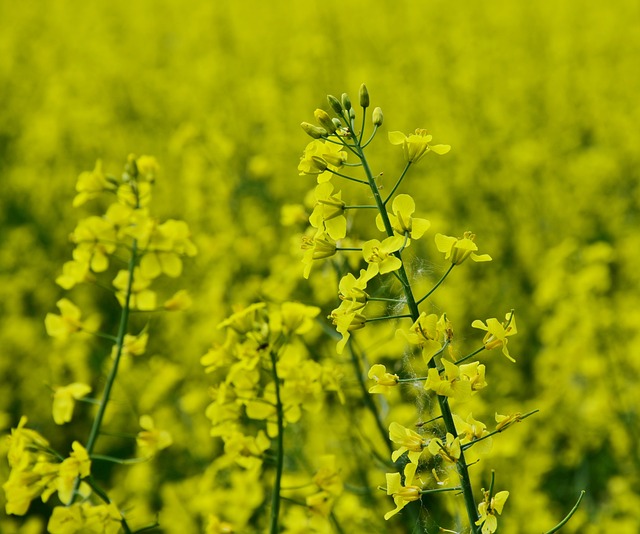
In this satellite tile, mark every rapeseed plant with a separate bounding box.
[3,156,195,532]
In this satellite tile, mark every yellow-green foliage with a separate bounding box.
[1,0,639,532]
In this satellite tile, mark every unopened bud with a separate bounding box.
[341,93,352,111]
[310,156,329,171]
[301,122,328,139]
[332,118,342,130]
[327,95,343,115]
[349,108,356,120]
[359,84,370,108]
[314,109,337,134]
[372,107,383,127]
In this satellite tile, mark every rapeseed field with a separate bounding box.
[1,1,639,532]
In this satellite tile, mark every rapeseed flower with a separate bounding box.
[388,128,450,163]
[376,194,430,241]
[472,311,517,362]
[435,232,492,265]
[384,462,422,520]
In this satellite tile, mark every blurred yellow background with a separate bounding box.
[1,0,639,532]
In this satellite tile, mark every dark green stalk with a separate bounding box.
[85,239,137,455]
[268,346,285,534]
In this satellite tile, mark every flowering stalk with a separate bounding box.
[353,133,480,531]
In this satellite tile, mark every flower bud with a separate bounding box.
[359,84,370,108]
[314,109,337,134]
[301,122,328,139]
[332,118,342,130]
[372,107,383,127]
[310,156,329,172]
[341,93,352,111]
[327,94,343,115]
[349,108,356,120]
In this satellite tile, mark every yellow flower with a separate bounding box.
[329,302,366,354]
[112,267,157,311]
[56,442,91,504]
[435,232,492,265]
[475,489,509,534]
[376,194,430,241]
[55,259,94,290]
[368,364,400,395]
[73,160,117,207]
[453,413,493,455]
[298,140,347,182]
[279,301,320,335]
[388,421,430,464]
[206,515,235,534]
[217,302,268,336]
[384,463,422,520]
[312,455,343,497]
[309,182,347,240]
[136,415,173,458]
[163,290,193,311]
[495,412,523,431]
[362,236,404,276]
[45,299,97,340]
[338,268,375,310]
[424,359,472,402]
[71,216,117,273]
[301,231,337,278]
[52,383,92,425]
[427,432,461,463]
[139,219,197,279]
[397,312,449,364]
[388,128,451,163]
[472,311,517,362]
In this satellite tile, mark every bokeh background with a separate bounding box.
[1,0,640,532]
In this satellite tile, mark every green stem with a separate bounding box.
[461,410,539,451]
[85,239,137,455]
[454,346,486,365]
[544,491,585,534]
[269,345,286,534]
[355,139,480,532]
[328,169,368,185]
[366,314,412,322]
[383,161,412,205]
[416,263,455,305]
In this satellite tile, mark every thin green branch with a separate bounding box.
[544,491,586,534]
[366,313,412,323]
[461,410,540,451]
[454,346,486,366]
[383,161,412,205]
[416,263,455,305]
